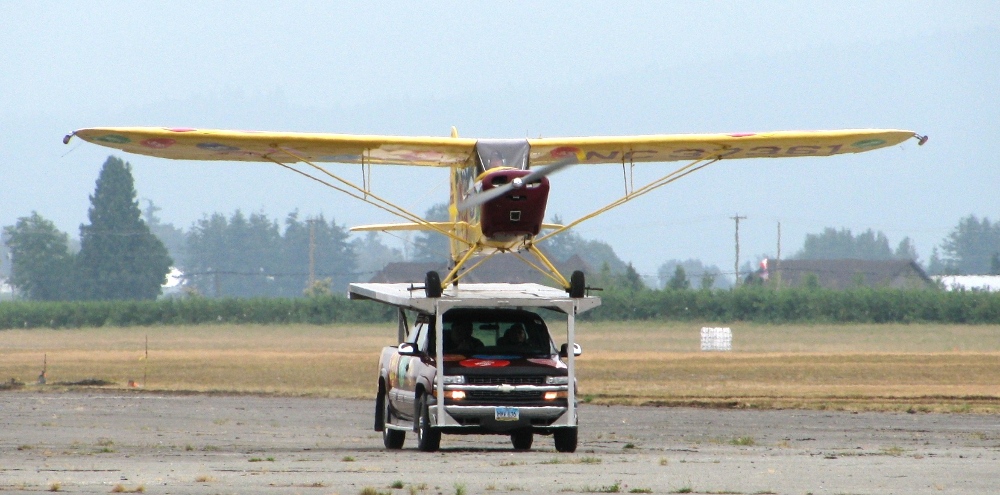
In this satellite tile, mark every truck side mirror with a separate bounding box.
[559,343,582,358]
[398,342,419,356]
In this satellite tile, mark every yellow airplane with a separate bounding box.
[65,126,926,297]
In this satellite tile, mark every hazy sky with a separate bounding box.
[2,1,998,281]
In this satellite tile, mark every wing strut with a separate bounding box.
[536,156,721,243]
[267,147,469,246]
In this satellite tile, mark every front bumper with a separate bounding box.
[428,403,574,433]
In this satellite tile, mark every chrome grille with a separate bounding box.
[466,390,544,401]
[465,375,546,385]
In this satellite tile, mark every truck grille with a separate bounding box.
[466,375,546,385]
[466,390,544,401]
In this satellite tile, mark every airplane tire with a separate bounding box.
[425,271,442,298]
[568,270,585,298]
[381,390,405,450]
[511,430,533,450]
[553,427,578,453]
[415,394,441,452]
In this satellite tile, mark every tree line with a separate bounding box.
[3,155,998,302]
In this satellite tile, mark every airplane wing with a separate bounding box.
[68,127,921,167]
[66,127,478,167]
[526,129,920,165]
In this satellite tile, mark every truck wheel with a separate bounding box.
[510,430,533,450]
[416,394,441,452]
[553,428,577,453]
[424,271,442,298]
[381,390,405,450]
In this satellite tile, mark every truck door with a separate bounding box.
[392,316,430,421]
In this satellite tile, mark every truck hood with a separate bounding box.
[442,355,567,376]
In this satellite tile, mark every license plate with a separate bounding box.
[495,406,520,421]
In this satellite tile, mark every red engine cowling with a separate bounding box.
[479,169,550,239]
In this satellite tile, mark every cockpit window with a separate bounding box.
[474,139,530,174]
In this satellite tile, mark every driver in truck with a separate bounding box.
[448,321,483,354]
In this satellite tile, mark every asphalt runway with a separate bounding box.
[2,393,998,494]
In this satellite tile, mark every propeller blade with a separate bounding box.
[457,155,577,211]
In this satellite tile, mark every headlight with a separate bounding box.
[546,376,569,385]
[442,375,465,384]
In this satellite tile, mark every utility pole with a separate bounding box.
[776,221,782,288]
[731,214,747,286]
[308,219,317,288]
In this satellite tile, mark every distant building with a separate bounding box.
[934,275,1000,292]
[758,259,934,290]
[370,255,591,286]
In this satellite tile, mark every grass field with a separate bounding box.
[2,321,998,412]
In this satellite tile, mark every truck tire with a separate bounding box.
[510,430,533,450]
[553,427,577,453]
[415,394,441,452]
[381,390,405,450]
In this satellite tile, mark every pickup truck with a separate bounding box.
[375,307,582,452]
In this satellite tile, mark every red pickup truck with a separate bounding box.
[375,307,583,452]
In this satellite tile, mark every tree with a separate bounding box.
[3,212,75,300]
[186,210,282,297]
[658,259,727,290]
[143,200,188,269]
[939,215,1000,274]
[665,265,690,290]
[76,157,172,300]
[411,204,451,262]
[795,228,899,261]
[280,212,355,295]
[352,231,403,278]
[894,237,919,261]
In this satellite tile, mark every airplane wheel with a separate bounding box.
[511,430,533,450]
[568,270,585,298]
[425,271,442,298]
[416,394,441,452]
[553,427,578,453]
[380,389,405,450]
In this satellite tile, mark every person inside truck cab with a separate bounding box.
[498,323,528,347]
[448,321,484,354]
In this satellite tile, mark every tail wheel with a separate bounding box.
[568,270,585,298]
[511,430,533,450]
[416,394,441,452]
[425,271,442,298]
[553,427,578,453]
[380,389,405,449]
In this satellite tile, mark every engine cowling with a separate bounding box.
[479,169,550,239]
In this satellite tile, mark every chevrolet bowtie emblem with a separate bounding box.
[498,384,515,393]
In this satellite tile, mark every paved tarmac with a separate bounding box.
[2,392,998,494]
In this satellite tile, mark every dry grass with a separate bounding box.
[1,321,999,412]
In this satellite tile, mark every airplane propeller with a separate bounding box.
[457,155,578,211]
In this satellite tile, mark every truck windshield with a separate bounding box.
[439,309,556,357]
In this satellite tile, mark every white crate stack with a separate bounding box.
[700,327,732,351]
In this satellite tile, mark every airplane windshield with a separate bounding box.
[474,139,530,173]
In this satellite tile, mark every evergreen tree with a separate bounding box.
[280,212,355,295]
[76,157,172,300]
[186,210,281,297]
[411,203,451,262]
[657,259,727,290]
[795,227,897,260]
[618,262,646,291]
[940,215,1000,274]
[666,265,690,290]
[142,200,188,269]
[351,231,403,278]
[3,212,76,300]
